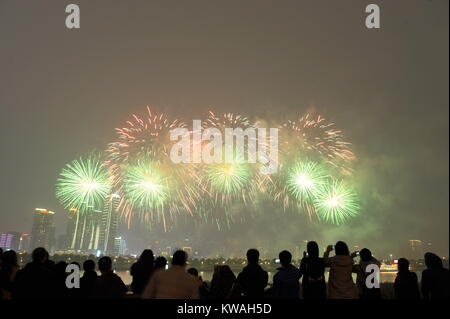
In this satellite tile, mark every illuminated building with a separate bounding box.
[98,194,120,255]
[0,232,21,250]
[19,233,32,252]
[65,207,102,252]
[113,236,126,256]
[409,240,425,260]
[31,208,55,252]
[64,194,120,254]
[65,208,79,250]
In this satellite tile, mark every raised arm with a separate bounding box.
[323,245,334,267]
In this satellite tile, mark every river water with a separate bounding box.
[114,270,403,286]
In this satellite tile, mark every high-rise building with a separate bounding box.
[409,240,425,260]
[65,207,102,252]
[98,194,120,255]
[65,193,120,254]
[112,236,126,256]
[30,208,55,252]
[19,233,32,252]
[57,234,67,251]
[65,207,78,250]
[0,232,21,250]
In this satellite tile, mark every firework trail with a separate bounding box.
[282,113,355,175]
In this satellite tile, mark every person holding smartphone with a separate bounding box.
[299,241,326,299]
[323,241,358,299]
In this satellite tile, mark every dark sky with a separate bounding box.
[0,0,448,258]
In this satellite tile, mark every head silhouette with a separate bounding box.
[32,247,49,263]
[219,265,233,275]
[279,250,292,266]
[172,250,187,266]
[1,250,18,268]
[334,241,350,256]
[71,261,80,269]
[397,258,409,272]
[139,249,155,266]
[83,259,96,272]
[424,252,443,270]
[359,248,372,262]
[55,261,68,275]
[247,249,260,264]
[307,241,319,259]
[98,256,112,273]
[155,256,167,269]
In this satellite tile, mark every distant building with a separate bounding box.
[0,232,21,251]
[57,234,68,251]
[112,236,126,256]
[31,208,55,252]
[19,233,32,252]
[98,194,120,255]
[65,208,78,250]
[409,240,425,260]
[65,207,102,252]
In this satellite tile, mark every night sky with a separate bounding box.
[0,0,448,258]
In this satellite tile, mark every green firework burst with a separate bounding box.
[123,160,170,210]
[206,162,252,196]
[286,161,328,201]
[314,179,360,225]
[56,154,112,213]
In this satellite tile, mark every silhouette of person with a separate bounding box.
[236,249,268,298]
[300,241,326,299]
[13,247,57,299]
[272,250,301,299]
[0,250,19,299]
[210,265,239,299]
[130,249,154,295]
[92,256,128,299]
[394,258,420,299]
[141,250,199,299]
[188,267,209,299]
[324,241,358,299]
[154,256,167,272]
[80,259,98,298]
[421,252,449,299]
[353,248,381,299]
[54,261,70,299]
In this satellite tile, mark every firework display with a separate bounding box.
[104,107,202,229]
[285,161,328,202]
[56,108,361,229]
[123,159,170,211]
[282,114,355,175]
[56,154,111,213]
[314,179,360,225]
[200,112,265,206]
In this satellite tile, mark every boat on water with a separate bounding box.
[380,262,399,272]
